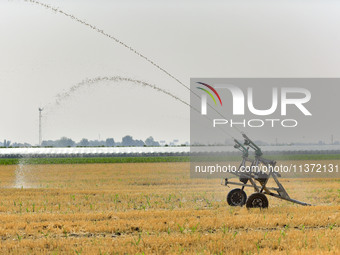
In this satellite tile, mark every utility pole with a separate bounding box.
[39,108,43,146]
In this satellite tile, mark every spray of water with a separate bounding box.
[23,0,190,93]
[22,0,242,136]
[14,158,34,188]
[45,76,199,115]
[45,76,235,140]
[46,76,235,138]
[14,159,26,188]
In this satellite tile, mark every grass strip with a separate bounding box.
[0,154,339,165]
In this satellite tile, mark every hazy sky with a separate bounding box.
[1,0,340,145]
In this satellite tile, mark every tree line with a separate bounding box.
[41,135,160,147]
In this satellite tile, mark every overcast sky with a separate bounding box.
[1,0,340,145]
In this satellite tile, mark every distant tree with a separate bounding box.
[134,139,145,147]
[79,138,90,147]
[145,136,160,146]
[12,142,31,148]
[56,137,75,147]
[122,135,134,146]
[89,140,105,146]
[105,138,115,147]
[121,136,145,146]
[41,140,55,147]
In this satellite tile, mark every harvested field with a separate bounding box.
[0,162,339,254]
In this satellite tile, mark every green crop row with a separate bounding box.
[0,156,190,165]
[0,154,339,165]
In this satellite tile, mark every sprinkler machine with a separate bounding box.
[222,134,311,208]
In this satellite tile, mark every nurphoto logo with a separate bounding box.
[196,82,312,128]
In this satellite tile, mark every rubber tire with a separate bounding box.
[246,193,269,209]
[227,188,247,207]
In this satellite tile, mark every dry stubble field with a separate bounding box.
[0,161,339,254]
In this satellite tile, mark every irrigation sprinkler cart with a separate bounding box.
[222,134,311,208]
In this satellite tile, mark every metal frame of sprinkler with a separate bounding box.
[222,133,311,208]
